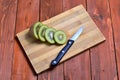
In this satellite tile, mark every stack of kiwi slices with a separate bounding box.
[29,22,67,45]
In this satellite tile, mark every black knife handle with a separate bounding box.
[51,40,74,67]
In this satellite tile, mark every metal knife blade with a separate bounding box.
[50,26,84,67]
[70,26,84,41]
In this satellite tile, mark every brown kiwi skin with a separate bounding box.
[29,22,43,39]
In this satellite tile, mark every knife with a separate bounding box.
[50,26,84,67]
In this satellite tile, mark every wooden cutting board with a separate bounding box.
[16,5,105,74]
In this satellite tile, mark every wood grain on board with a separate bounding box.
[17,5,105,74]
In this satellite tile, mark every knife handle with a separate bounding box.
[51,40,74,67]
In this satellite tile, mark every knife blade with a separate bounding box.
[51,26,84,67]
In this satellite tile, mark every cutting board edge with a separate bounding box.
[15,4,106,74]
[16,4,85,36]
[16,28,106,74]
[36,37,106,74]
[16,34,39,74]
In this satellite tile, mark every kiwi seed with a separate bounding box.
[45,28,56,44]
[54,30,67,44]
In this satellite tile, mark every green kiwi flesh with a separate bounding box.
[54,30,67,44]
[45,28,56,44]
[38,25,48,42]
[29,22,43,39]
[29,22,67,45]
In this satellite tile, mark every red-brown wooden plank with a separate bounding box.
[12,0,39,80]
[0,0,17,42]
[63,0,91,80]
[0,41,14,80]
[0,0,17,79]
[39,0,50,21]
[87,0,118,80]
[109,0,120,79]
[38,0,64,80]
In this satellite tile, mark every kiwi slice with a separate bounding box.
[54,30,67,44]
[38,25,48,42]
[29,22,43,39]
[45,28,56,44]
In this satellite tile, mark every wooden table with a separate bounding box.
[0,0,119,80]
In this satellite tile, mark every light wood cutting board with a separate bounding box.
[16,5,105,74]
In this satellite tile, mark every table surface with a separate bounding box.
[0,0,120,80]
